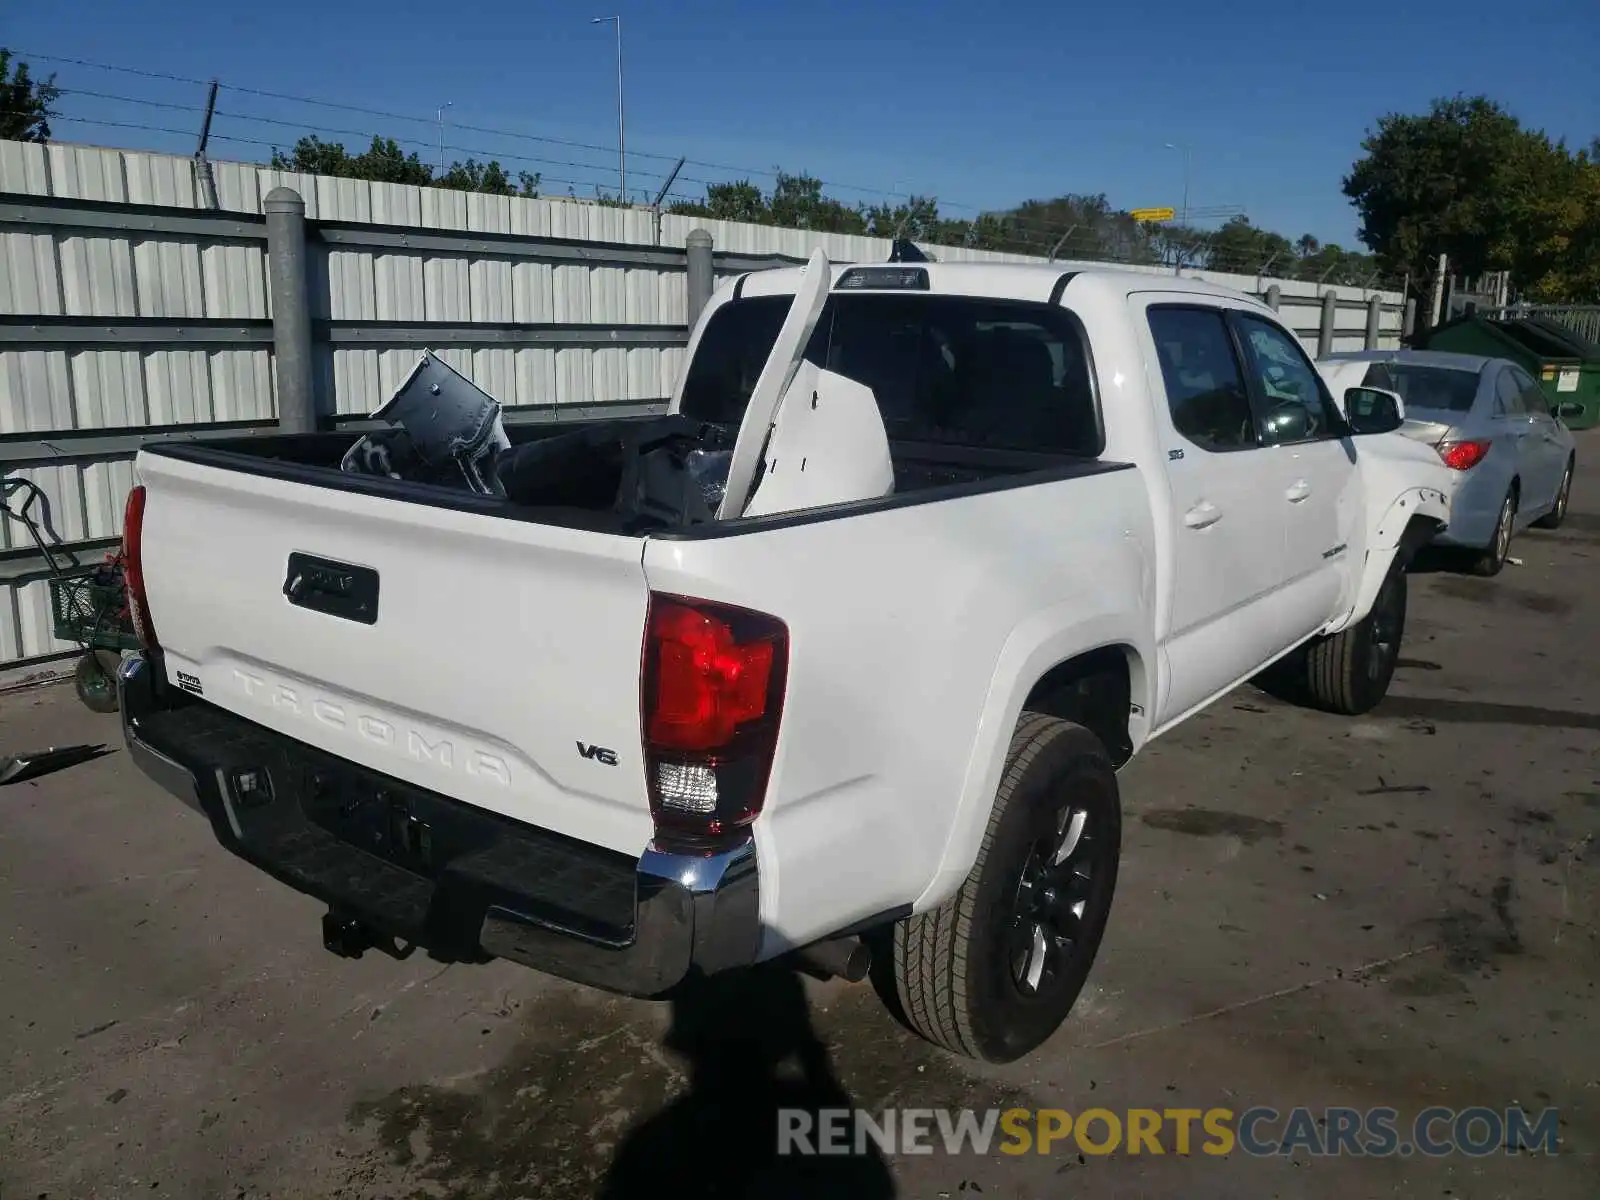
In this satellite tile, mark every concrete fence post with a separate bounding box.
[1403,298,1417,342]
[264,187,317,434]
[1364,294,1383,349]
[1317,290,1338,359]
[1264,283,1281,311]
[686,229,714,331]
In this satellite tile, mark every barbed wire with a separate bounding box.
[27,49,1290,223]
[25,111,635,197]
[16,48,979,209]
[12,50,1403,289]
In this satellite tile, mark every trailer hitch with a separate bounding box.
[321,910,416,961]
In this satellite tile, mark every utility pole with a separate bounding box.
[1428,252,1448,330]
[437,102,452,167]
[592,16,626,203]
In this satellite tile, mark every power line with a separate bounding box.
[21,48,1394,280]
[13,47,983,212]
[5,50,209,86]
[50,86,646,184]
[47,97,662,193]
[37,112,630,196]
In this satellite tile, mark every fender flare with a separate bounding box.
[910,608,1155,914]
[1326,486,1448,634]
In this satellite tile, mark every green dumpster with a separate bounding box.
[1416,314,1600,430]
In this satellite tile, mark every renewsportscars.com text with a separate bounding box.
[777,1106,1561,1158]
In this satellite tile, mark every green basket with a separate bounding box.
[48,568,141,652]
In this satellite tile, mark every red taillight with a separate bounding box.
[641,593,787,840]
[122,484,158,651]
[1438,439,1491,471]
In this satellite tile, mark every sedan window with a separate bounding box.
[1362,363,1482,413]
[1511,366,1551,416]
[1495,369,1523,415]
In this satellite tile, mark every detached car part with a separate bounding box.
[0,744,106,786]
[341,352,511,496]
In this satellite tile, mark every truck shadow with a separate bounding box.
[1375,694,1600,731]
[600,962,897,1199]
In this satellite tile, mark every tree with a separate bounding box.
[864,195,940,241]
[272,136,433,185]
[767,171,867,234]
[1342,94,1598,300]
[668,179,767,223]
[0,49,61,142]
[270,135,538,198]
[1203,216,1295,275]
[436,158,540,197]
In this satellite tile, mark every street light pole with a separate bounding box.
[1164,141,1191,225]
[592,15,626,203]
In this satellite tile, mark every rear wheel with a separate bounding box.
[1533,458,1574,530]
[1472,487,1516,576]
[1301,562,1407,716]
[885,715,1120,1063]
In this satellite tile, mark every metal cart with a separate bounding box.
[2,477,140,713]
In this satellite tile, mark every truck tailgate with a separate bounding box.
[135,449,655,856]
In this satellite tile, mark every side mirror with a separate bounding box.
[1262,400,1314,443]
[1557,401,1584,421]
[1345,386,1405,435]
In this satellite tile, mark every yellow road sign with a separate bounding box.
[1130,207,1176,222]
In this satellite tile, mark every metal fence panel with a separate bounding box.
[1,139,1405,672]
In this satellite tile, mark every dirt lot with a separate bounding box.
[4,450,1599,1200]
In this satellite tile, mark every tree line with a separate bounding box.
[266,135,544,200]
[665,177,1385,286]
[3,50,1595,302]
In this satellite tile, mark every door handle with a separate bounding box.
[1286,479,1312,503]
[1184,501,1222,529]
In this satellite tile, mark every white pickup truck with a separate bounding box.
[118,253,1450,1063]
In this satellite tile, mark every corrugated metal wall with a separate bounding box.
[0,139,1403,670]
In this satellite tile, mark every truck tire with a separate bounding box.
[886,714,1120,1063]
[1302,562,1406,715]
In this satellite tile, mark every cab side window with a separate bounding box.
[1233,315,1346,444]
[1147,306,1257,451]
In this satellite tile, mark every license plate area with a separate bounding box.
[299,759,468,874]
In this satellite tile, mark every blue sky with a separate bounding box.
[7,0,1596,246]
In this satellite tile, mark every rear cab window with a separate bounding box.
[679,292,1103,457]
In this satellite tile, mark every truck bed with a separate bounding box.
[148,416,1101,537]
[131,418,1131,860]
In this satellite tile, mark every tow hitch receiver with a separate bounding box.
[321,909,416,961]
